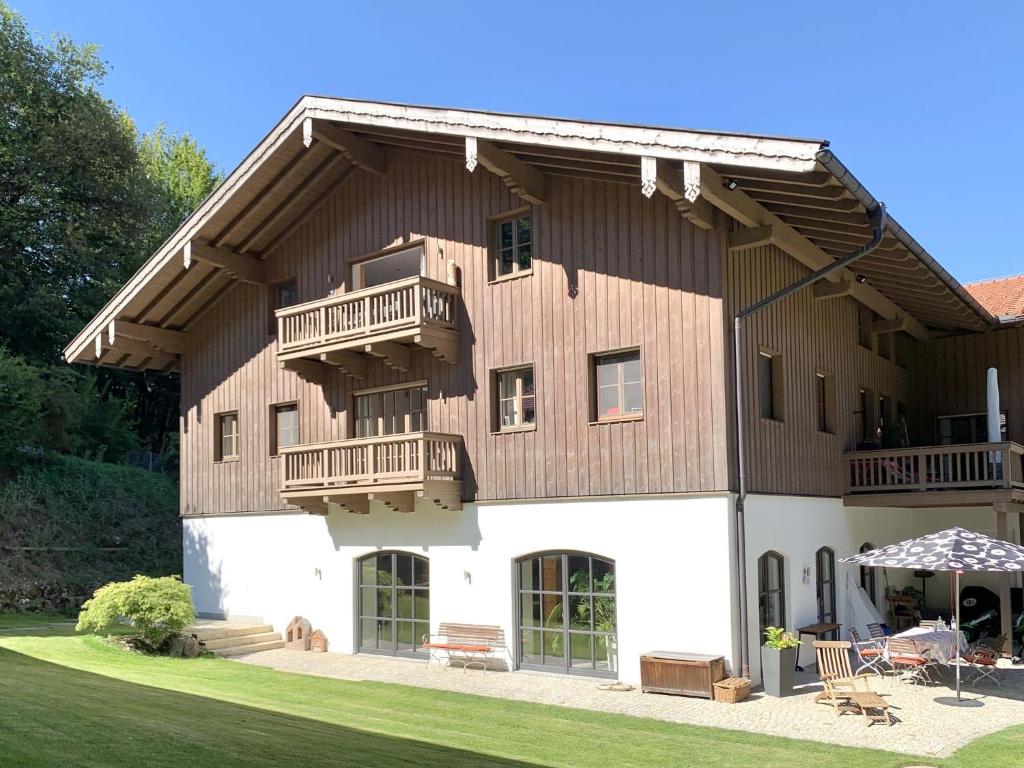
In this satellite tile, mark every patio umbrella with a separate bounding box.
[840,526,1024,703]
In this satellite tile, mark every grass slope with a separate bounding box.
[0,629,1020,768]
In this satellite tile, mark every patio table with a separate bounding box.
[889,626,967,664]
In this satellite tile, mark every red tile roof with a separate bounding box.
[965,274,1024,320]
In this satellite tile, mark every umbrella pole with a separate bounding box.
[955,570,961,703]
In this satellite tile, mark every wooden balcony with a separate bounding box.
[276,276,459,377]
[842,442,1024,507]
[278,431,462,514]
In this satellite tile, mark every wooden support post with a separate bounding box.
[996,503,1014,653]
[465,136,546,204]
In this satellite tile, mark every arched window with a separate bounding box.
[758,551,786,638]
[516,551,617,677]
[859,543,876,604]
[357,551,429,657]
[816,547,836,626]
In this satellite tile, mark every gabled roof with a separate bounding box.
[965,274,1024,320]
[63,96,996,371]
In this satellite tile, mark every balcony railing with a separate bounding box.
[279,431,462,492]
[843,442,1024,496]
[276,276,458,356]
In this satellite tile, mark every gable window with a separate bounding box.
[268,279,298,334]
[757,551,786,639]
[816,372,836,434]
[216,412,239,461]
[492,211,533,279]
[496,366,536,431]
[592,349,642,422]
[816,546,836,628]
[270,403,299,456]
[758,351,783,421]
[354,383,428,437]
[856,306,874,350]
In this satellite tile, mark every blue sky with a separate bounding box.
[14,1,1024,282]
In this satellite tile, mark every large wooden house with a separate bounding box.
[66,97,1023,681]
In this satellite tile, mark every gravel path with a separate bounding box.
[236,649,1024,758]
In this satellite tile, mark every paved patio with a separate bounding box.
[235,649,1024,759]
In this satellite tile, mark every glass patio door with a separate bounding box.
[516,552,617,677]
[358,552,429,657]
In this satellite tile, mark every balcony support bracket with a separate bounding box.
[369,491,414,514]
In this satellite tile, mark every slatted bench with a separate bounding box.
[422,623,508,672]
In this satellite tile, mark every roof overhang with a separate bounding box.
[64,96,994,370]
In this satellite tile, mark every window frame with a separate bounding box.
[269,402,300,457]
[351,381,429,438]
[489,208,534,282]
[268,278,299,335]
[215,411,239,463]
[757,550,786,640]
[350,240,426,291]
[589,348,644,424]
[357,550,430,658]
[859,542,877,605]
[493,365,537,434]
[856,305,874,351]
[815,370,836,435]
[815,546,837,629]
[758,350,784,422]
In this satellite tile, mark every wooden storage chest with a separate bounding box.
[640,651,726,698]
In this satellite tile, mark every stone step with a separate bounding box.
[213,638,286,657]
[202,632,282,651]
[188,623,275,642]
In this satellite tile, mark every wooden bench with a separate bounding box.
[422,623,508,672]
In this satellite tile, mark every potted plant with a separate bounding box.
[761,626,801,697]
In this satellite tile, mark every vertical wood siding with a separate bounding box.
[723,240,910,497]
[180,151,730,516]
[912,325,1024,444]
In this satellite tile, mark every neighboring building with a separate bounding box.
[65,97,1023,682]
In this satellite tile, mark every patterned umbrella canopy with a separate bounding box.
[839,526,1024,572]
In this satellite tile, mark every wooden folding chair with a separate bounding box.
[813,641,891,726]
[887,637,933,684]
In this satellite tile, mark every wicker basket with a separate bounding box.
[713,677,751,703]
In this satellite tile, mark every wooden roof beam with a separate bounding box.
[113,320,187,354]
[813,279,854,300]
[640,157,714,230]
[185,241,266,284]
[871,317,908,335]
[465,137,546,204]
[701,165,929,341]
[728,225,776,252]
[303,118,386,176]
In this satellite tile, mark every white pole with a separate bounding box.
[987,368,1001,442]
[955,570,962,703]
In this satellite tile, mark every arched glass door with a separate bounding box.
[816,546,836,626]
[357,552,429,657]
[758,551,786,638]
[516,552,617,677]
[859,542,877,604]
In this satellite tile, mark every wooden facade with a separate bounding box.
[180,150,731,516]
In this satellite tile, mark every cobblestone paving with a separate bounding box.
[236,650,1024,758]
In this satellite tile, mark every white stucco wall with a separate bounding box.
[184,493,736,683]
[742,495,1021,681]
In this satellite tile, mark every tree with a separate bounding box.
[0,347,42,469]
[138,124,221,239]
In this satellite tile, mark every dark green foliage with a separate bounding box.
[0,453,180,614]
[0,347,42,467]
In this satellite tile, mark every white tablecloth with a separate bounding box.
[890,627,968,664]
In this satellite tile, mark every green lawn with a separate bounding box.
[0,611,74,629]
[0,627,1020,768]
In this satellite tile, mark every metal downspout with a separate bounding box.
[733,203,888,678]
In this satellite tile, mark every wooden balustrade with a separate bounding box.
[276,276,458,355]
[279,432,462,492]
[843,442,1024,495]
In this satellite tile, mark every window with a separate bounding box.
[894,332,914,368]
[856,306,874,350]
[496,366,536,431]
[758,551,786,639]
[352,244,423,289]
[758,351,783,421]
[857,387,875,445]
[516,551,617,676]
[816,372,836,434]
[816,547,836,628]
[592,350,643,421]
[270,403,299,455]
[358,552,429,657]
[354,383,427,437]
[268,279,298,334]
[215,412,239,461]
[492,211,533,279]
[937,411,1007,445]
[859,543,877,605]
[877,332,893,360]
